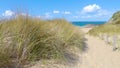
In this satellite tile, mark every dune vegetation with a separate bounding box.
[89,24,120,36]
[88,11,120,50]
[89,11,120,36]
[0,14,85,68]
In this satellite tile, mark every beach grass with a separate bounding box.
[89,11,120,36]
[0,15,84,67]
[88,24,120,36]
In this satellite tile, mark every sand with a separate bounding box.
[78,27,120,68]
[30,27,120,68]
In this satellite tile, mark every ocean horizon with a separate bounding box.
[71,21,106,26]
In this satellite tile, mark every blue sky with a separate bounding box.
[0,0,120,21]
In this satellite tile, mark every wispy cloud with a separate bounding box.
[94,10,112,17]
[38,12,52,19]
[63,11,71,14]
[2,10,15,17]
[45,12,52,18]
[53,10,71,15]
[53,10,60,14]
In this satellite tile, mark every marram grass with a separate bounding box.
[0,15,84,68]
[89,24,120,36]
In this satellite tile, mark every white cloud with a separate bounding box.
[45,12,52,18]
[82,4,101,13]
[78,4,113,19]
[53,10,71,14]
[38,12,52,19]
[63,11,71,14]
[53,10,60,14]
[2,10,14,17]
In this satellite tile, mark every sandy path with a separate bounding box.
[79,28,120,68]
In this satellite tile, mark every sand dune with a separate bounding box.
[78,28,120,68]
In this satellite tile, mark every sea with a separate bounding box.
[71,21,106,27]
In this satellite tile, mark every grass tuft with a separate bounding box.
[0,14,84,67]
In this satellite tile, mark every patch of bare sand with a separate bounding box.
[79,27,120,68]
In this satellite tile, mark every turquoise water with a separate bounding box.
[71,21,106,26]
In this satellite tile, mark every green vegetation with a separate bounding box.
[89,11,120,36]
[89,24,120,36]
[110,11,120,24]
[0,15,84,68]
